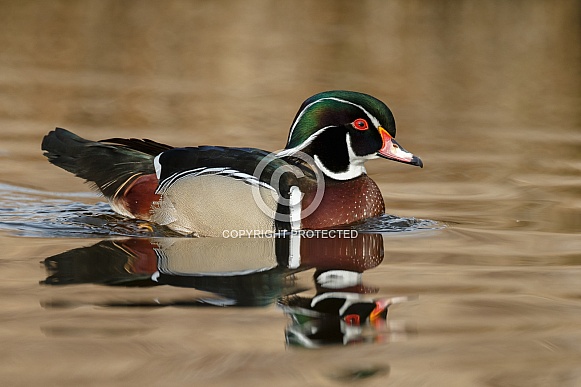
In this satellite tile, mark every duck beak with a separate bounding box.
[377,127,423,168]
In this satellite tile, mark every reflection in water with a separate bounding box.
[281,289,412,348]
[0,0,577,384]
[43,232,413,347]
[0,183,180,237]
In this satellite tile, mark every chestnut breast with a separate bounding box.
[300,174,385,229]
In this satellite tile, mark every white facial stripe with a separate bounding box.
[314,155,366,180]
[347,133,377,162]
[328,97,382,128]
[311,133,374,180]
[310,291,362,313]
[288,97,382,140]
[276,125,335,157]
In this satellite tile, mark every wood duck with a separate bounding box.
[42,90,422,236]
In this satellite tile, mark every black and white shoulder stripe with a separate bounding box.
[154,162,276,195]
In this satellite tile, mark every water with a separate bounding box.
[1,1,580,386]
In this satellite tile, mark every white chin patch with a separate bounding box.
[314,156,366,180]
[314,133,370,180]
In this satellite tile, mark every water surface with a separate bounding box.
[1,1,580,386]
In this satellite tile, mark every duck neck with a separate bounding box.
[314,154,367,181]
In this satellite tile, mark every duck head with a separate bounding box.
[279,90,423,180]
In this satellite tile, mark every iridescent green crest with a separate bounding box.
[285,90,396,149]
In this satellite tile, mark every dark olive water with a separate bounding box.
[1,1,580,386]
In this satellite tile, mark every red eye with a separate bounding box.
[352,119,368,131]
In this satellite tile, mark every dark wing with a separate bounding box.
[42,128,159,198]
[100,137,174,156]
[155,146,302,231]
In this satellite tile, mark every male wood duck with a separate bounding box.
[42,90,422,236]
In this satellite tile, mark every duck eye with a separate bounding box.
[352,119,369,131]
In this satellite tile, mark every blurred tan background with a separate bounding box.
[0,0,579,195]
[1,2,581,386]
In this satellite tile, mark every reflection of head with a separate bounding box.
[281,294,401,348]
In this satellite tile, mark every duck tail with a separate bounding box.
[41,127,170,199]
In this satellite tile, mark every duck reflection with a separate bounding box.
[43,231,411,346]
[279,234,411,348]
[43,236,297,306]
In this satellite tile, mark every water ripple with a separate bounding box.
[0,184,166,237]
[354,214,443,233]
[0,183,441,237]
